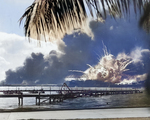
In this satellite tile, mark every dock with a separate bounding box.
[0,83,143,106]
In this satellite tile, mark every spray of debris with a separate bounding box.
[70,44,132,83]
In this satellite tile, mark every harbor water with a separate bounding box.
[0,86,148,110]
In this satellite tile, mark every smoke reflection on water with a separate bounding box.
[0,95,111,109]
[0,86,146,110]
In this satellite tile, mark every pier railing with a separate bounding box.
[0,83,143,106]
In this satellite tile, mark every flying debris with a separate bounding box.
[69,46,150,84]
[84,49,132,83]
[71,45,133,83]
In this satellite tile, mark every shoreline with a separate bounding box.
[0,106,150,113]
[0,107,150,120]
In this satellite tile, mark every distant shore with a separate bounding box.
[0,106,150,113]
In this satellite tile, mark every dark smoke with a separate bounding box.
[5,51,68,84]
[5,12,150,84]
[5,33,95,84]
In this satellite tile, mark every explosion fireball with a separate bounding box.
[70,44,133,83]
[83,47,132,83]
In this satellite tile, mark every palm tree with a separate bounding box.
[20,0,149,42]
[139,1,150,33]
[20,0,88,42]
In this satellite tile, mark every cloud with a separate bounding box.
[119,73,148,84]
[4,30,97,84]
[4,49,87,84]
[117,47,150,66]
[3,11,150,85]
[0,57,10,80]
[129,47,150,63]
[0,32,58,82]
[0,57,10,66]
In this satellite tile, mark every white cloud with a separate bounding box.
[119,73,148,85]
[0,57,10,80]
[0,32,58,82]
[117,47,150,64]
[0,57,10,66]
[130,47,143,63]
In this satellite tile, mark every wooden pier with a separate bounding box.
[0,93,64,106]
[0,83,143,106]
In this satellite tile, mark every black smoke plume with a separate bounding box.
[5,13,150,85]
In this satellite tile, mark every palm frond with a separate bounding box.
[19,0,149,42]
[139,1,150,33]
[20,0,93,42]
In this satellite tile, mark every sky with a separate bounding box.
[0,0,150,85]
[0,0,58,82]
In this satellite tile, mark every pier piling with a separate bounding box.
[0,83,143,106]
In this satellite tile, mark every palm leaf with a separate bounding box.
[19,0,149,42]
[139,1,150,33]
[20,0,89,42]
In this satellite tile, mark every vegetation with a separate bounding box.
[125,92,150,107]
[140,2,150,33]
[20,0,150,42]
